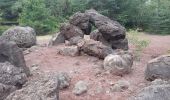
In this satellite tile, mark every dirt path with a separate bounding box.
[25,33,170,100]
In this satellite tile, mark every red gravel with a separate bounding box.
[25,33,170,100]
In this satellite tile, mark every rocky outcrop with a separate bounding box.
[50,9,129,59]
[5,73,59,100]
[145,55,170,81]
[1,26,36,48]
[104,50,133,75]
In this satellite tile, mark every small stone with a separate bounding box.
[57,45,80,57]
[73,81,88,95]
[58,72,71,89]
[111,80,130,92]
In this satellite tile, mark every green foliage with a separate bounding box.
[0,25,11,35]
[0,0,170,35]
[18,0,57,35]
[127,30,150,60]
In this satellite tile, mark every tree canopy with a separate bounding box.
[0,0,170,35]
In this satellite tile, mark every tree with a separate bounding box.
[0,0,18,20]
[19,0,56,35]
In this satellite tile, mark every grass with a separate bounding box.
[0,25,11,35]
[127,30,150,61]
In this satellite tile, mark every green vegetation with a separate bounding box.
[127,30,150,60]
[0,0,170,35]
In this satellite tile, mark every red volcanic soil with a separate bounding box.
[24,33,170,100]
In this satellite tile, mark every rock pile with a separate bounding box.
[50,9,129,59]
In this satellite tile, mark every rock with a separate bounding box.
[110,38,129,50]
[5,73,59,100]
[68,36,85,48]
[129,80,170,100]
[58,72,71,89]
[85,9,126,39]
[69,12,91,35]
[48,32,65,46]
[0,83,17,100]
[90,30,110,46]
[111,80,130,92]
[85,9,128,50]
[60,23,84,40]
[145,55,170,81]
[82,39,114,59]
[1,26,36,48]
[73,81,88,95]
[0,41,30,76]
[57,45,80,57]
[104,50,133,75]
[0,62,27,87]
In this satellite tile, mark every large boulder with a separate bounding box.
[48,32,65,46]
[85,9,126,38]
[145,55,170,81]
[0,41,30,76]
[69,12,92,35]
[85,9,128,50]
[104,50,133,75]
[5,73,60,100]
[60,23,84,40]
[129,80,170,100]
[82,39,114,59]
[1,26,36,48]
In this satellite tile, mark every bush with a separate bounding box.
[19,0,57,35]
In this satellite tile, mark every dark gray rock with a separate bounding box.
[129,81,170,100]
[5,73,59,100]
[85,9,128,50]
[0,83,17,100]
[0,41,30,76]
[58,72,71,89]
[69,12,91,35]
[60,23,84,40]
[145,55,170,81]
[48,32,65,46]
[1,26,36,48]
[82,39,114,59]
